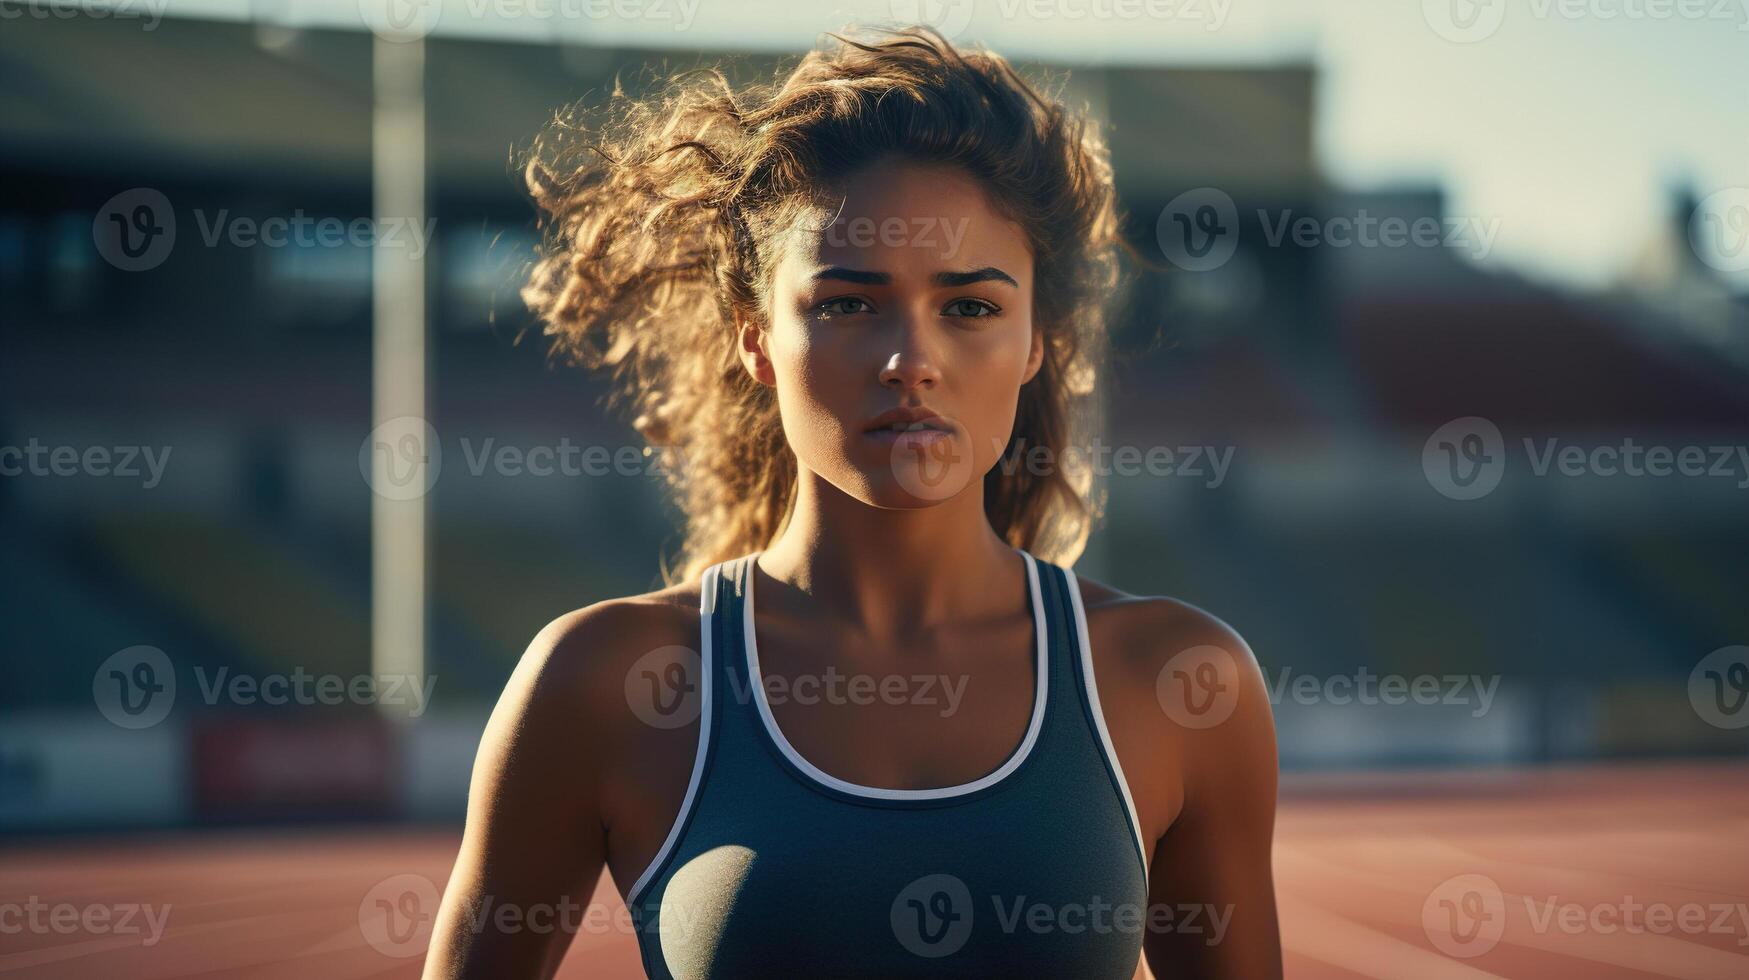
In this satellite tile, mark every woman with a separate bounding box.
[426,27,1281,979]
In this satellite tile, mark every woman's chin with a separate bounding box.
[856,463,980,508]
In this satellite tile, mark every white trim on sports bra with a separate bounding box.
[744,549,1050,802]
[626,563,720,909]
[1063,565,1151,879]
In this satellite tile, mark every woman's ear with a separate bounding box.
[1021,326,1045,385]
[737,312,777,386]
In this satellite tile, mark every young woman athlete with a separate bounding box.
[425,27,1281,979]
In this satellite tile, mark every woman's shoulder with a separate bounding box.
[510,578,708,722]
[1069,571,1262,686]
[1069,570,1277,836]
[1070,570,1274,771]
[532,579,707,659]
[469,578,708,791]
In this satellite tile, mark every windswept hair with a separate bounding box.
[521,27,1122,584]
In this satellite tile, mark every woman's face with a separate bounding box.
[747,161,1042,508]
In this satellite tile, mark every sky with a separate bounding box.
[146,0,1749,289]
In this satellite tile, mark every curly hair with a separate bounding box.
[521,27,1123,584]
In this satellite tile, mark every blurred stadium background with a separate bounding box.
[2,1,1747,977]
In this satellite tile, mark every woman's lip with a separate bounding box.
[863,409,949,432]
[864,427,953,444]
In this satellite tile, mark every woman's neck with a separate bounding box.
[756,468,1027,639]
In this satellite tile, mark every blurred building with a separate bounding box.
[1,10,1744,832]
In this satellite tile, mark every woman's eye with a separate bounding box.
[943,298,999,318]
[818,297,873,316]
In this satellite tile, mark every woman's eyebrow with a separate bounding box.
[812,267,890,285]
[933,267,1018,288]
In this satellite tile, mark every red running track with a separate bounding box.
[3,763,1747,979]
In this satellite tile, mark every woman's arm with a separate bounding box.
[1141,613,1283,979]
[423,609,617,978]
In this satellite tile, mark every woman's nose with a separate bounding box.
[878,335,940,390]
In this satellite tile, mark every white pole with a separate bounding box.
[370,32,428,721]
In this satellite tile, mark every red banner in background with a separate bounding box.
[193,716,399,820]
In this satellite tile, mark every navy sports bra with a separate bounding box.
[625,551,1151,978]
